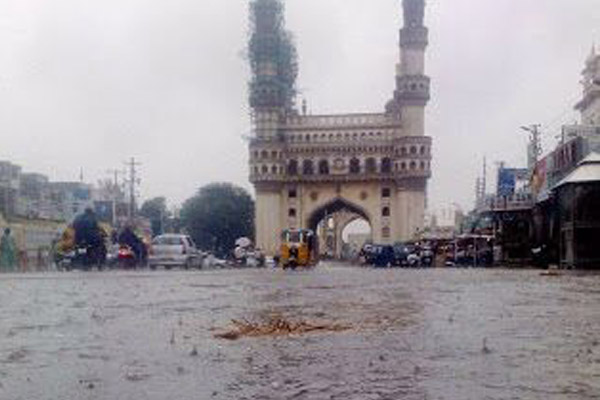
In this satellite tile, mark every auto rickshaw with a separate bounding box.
[279,229,316,269]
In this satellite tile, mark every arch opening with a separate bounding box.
[307,198,372,260]
[341,218,372,260]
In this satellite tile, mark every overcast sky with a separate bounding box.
[1,0,600,212]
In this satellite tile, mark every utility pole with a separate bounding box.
[124,158,141,221]
[482,157,487,199]
[475,157,487,209]
[521,124,542,171]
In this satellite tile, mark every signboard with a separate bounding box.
[497,168,529,197]
[532,156,552,202]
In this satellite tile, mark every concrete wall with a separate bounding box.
[0,216,66,270]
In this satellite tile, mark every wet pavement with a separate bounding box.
[1,263,599,400]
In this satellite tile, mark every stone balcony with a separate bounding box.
[249,168,431,185]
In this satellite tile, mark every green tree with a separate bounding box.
[139,197,168,237]
[181,183,254,257]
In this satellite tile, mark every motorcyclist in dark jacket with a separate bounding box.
[118,226,147,266]
[72,208,106,266]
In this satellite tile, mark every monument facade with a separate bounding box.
[248,0,432,255]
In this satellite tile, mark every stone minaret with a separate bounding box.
[395,0,430,137]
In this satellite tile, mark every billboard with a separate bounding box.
[497,168,529,197]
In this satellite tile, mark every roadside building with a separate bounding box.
[554,153,600,268]
[48,182,94,223]
[529,46,600,268]
[17,173,51,219]
[0,161,22,218]
[475,166,534,264]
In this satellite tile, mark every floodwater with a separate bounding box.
[1,264,599,400]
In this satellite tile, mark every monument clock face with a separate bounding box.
[248,0,432,255]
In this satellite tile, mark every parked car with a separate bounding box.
[368,245,396,268]
[149,234,203,270]
[392,245,412,267]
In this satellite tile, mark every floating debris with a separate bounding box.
[214,315,351,340]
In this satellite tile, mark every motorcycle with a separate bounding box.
[117,245,138,269]
[69,243,107,271]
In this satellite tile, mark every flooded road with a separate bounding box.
[1,263,599,400]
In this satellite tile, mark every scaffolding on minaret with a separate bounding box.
[248,0,298,130]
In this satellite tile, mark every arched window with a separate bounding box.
[401,147,407,156]
[271,165,278,174]
[261,165,269,174]
[420,146,426,155]
[401,162,407,170]
[254,166,259,175]
[349,158,361,174]
[288,208,297,218]
[318,160,330,175]
[410,161,417,170]
[261,150,269,159]
[253,151,259,159]
[287,160,298,175]
[366,158,377,174]
[382,207,391,217]
[381,158,393,174]
[305,134,311,142]
[272,151,278,159]
[410,146,417,155]
[302,159,314,175]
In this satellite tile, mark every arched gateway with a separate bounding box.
[248,0,432,256]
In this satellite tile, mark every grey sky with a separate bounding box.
[1,0,599,211]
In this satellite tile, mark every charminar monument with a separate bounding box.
[248,0,432,256]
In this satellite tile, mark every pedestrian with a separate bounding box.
[0,228,18,272]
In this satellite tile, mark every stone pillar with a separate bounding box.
[255,187,283,256]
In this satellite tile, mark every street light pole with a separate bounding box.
[521,124,542,172]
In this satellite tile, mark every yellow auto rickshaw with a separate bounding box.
[279,229,317,269]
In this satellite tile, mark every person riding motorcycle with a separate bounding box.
[118,226,147,267]
[72,208,107,268]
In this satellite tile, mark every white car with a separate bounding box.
[149,234,203,270]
